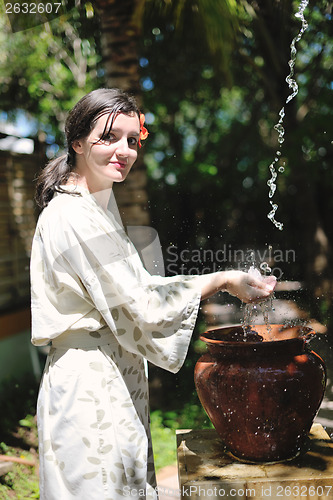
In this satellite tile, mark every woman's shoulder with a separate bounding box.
[37,187,120,244]
[38,188,96,229]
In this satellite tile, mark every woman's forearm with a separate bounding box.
[194,270,276,303]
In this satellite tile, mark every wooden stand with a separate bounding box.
[177,424,333,499]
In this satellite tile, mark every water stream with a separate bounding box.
[267,0,309,231]
[244,1,310,337]
[238,4,332,436]
[242,251,274,339]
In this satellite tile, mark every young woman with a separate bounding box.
[30,88,276,500]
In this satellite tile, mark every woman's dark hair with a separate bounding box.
[35,88,140,209]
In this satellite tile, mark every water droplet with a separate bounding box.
[260,261,272,274]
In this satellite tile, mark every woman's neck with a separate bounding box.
[66,174,112,211]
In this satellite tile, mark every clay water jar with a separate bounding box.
[194,324,326,463]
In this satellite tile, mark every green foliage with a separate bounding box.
[150,410,178,470]
[0,375,39,443]
[142,0,240,84]
[0,4,104,142]
[151,403,213,470]
[140,0,333,328]
[0,377,39,498]
[0,459,39,499]
[19,414,37,429]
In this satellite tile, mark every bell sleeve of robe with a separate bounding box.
[31,190,202,374]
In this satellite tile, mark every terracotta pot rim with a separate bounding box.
[200,323,314,347]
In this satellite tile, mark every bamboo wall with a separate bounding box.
[0,150,42,313]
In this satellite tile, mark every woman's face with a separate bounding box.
[72,112,140,191]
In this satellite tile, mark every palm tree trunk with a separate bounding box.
[94,0,142,97]
[92,0,149,227]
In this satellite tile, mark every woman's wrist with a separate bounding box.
[198,270,229,300]
[214,270,229,293]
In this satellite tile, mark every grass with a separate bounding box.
[0,414,39,499]
[151,402,213,471]
[0,375,39,499]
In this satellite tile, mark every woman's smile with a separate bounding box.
[110,160,127,168]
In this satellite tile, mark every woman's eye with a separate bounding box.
[128,137,138,146]
[97,134,138,147]
[100,134,115,144]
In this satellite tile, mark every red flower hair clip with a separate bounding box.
[139,113,149,148]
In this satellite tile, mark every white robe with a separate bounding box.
[30,186,201,500]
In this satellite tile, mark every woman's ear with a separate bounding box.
[72,140,83,155]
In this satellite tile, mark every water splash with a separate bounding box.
[267,0,309,231]
[242,251,274,339]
